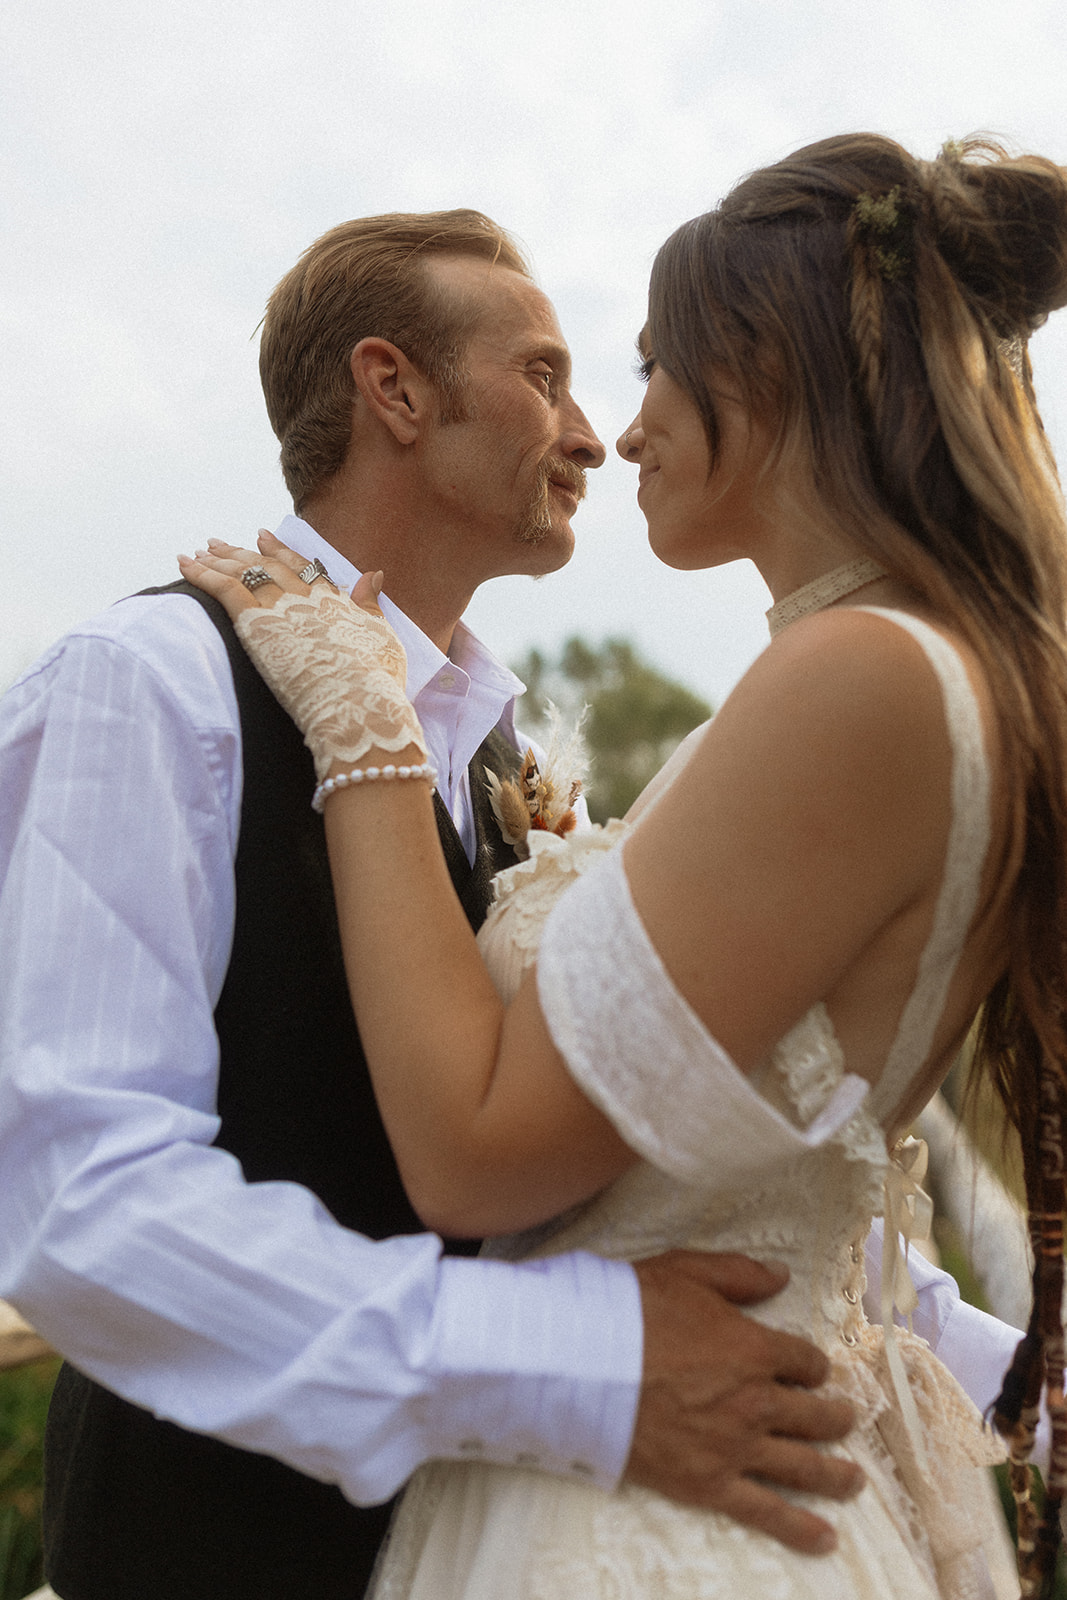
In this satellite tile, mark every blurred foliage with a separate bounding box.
[941,1040,1026,1205]
[0,1358,57,1600]
[930,1215,990,1315]
[514,637,713,824]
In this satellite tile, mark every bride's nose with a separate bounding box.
[617,417,644,460]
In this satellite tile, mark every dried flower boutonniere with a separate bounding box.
[485,704,587,860]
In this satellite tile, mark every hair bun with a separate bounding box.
[921,138,1067,335]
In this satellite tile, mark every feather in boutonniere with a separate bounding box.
[485,702,587,859]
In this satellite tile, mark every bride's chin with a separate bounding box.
[646,518,748,573]
[646,533,723,573]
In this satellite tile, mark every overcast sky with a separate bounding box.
[4,0,1067,707]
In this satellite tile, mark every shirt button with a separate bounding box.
[439,672,456,689]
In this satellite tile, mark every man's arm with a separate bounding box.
[0,601,639,1498]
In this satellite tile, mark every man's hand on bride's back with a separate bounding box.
[627,1252,862,1554]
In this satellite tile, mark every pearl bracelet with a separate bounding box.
[312,762,438,814]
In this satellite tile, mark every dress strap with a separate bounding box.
[852,609,992,1127]
[844,610,992,1486]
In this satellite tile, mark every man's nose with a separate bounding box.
[560,398,607,469]
[616,416,644,460]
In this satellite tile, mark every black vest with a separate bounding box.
[44,583,522,1600]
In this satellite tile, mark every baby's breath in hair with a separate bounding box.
[852,187,912,282]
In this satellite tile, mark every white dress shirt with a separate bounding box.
[0,516,638,1504]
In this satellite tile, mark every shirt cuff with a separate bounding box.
[423,1251,643,1491]
[864,1219,964,1346]
[935,1297,1051,1470]
[864,1221,1046,1470]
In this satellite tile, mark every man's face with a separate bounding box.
[420,255,606,580]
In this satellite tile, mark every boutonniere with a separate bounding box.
[485,705,587,860]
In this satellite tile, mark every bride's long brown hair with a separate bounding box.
[648,132,1067,1594]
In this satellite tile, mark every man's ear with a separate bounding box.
[350,339,431,446]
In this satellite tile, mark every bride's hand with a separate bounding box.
[179,529,388,621]
[178,531,428,781]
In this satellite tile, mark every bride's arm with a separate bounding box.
[320,765,637,1234]
[181,538,963,1238]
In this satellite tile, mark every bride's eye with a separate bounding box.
[635,355,656,383]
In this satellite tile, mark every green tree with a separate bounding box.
[513,637,713,824]
[0,1359,57,1600]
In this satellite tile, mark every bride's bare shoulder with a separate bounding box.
[711,603,993,758]
[635,600,997,883]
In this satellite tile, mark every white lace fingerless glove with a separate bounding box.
[234,587,428,781]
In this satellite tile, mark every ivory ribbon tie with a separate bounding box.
[879,1135,935,1479]
[884,1135,935,1318]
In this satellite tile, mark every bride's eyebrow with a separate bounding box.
[636,326,651,360]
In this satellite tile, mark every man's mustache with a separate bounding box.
[540,458,587,502]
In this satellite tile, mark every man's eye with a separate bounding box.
[532,367,554,389]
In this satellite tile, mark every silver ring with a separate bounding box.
[298,558,332,586]
[240,565,273,592]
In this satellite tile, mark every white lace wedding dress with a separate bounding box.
[370,611,1017,1600]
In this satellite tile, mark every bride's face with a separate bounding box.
[617,349,773,571]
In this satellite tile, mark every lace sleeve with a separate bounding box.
[536,846,869,1186]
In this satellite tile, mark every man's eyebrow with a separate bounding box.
[527,341,572,379]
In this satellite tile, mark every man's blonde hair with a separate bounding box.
[260,210,530,507]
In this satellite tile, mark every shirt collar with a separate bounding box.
[272,513,525,721]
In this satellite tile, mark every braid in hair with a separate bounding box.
[1031,1066,1067,1593]
[846,201,889,416]
[992,1052,1067,1595]
[1030,1066,1067,1597]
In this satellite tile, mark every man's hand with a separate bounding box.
[627,1252,862,1554]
